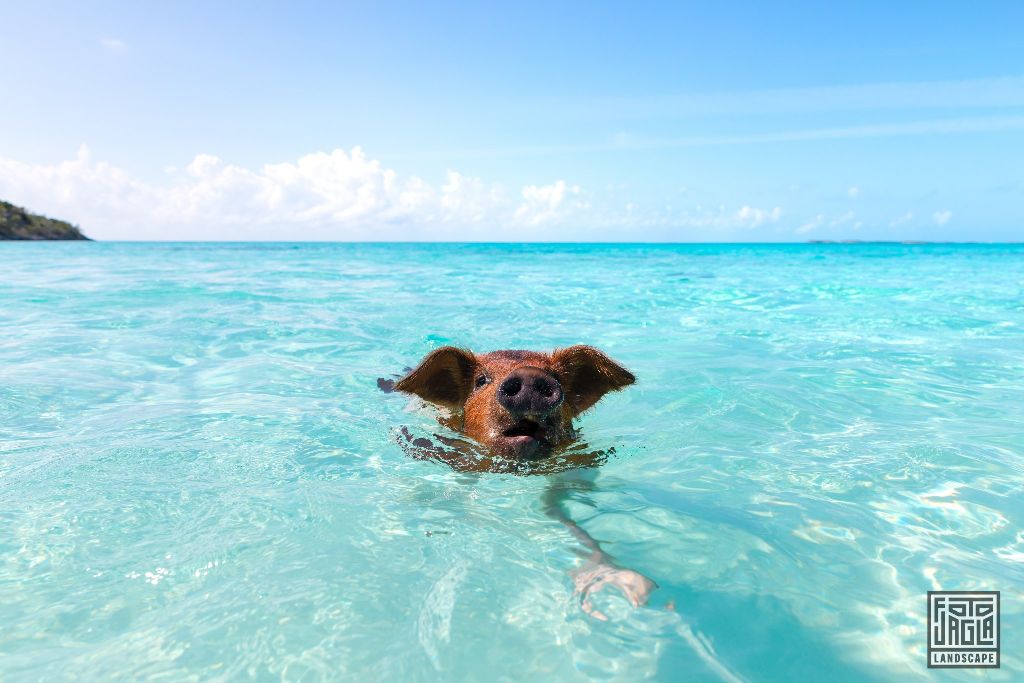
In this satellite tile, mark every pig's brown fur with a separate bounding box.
[395,345,634,459]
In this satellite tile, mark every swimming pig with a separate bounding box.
[386,346,655,618]
[392,346,635,460]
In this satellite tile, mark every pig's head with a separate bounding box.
[395,346,634,459]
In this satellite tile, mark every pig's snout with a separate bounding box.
[497,366,564,417]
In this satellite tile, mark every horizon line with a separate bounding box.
[5,240,1023,246]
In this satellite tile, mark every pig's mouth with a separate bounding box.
[498,418,551,456]
[503,418,542,440]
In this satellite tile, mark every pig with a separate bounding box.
[392,345,635,461]
[387,345,655,618]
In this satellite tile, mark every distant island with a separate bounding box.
[0,200,90,240]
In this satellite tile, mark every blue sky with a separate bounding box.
[1,1,1022,241]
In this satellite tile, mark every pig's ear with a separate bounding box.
[394,347,477,409]
[552,345,635,415]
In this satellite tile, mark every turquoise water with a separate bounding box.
[1,242,1021,681]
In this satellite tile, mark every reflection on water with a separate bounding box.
[1,242,1022,681]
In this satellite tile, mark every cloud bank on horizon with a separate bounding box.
[0,146,793,241]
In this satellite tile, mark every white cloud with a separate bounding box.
[932,210,952,225]
[441,115,1024,160]
[829,211,856,227]
[0,146,784,240]
[734,205,782,228]
[796,214,824,235]
[889,211,914,227]
[542,76,1024,121]
[515,180,585,226]
[848,186,861,198]
[795,211,859,235]
[100,38,128,52]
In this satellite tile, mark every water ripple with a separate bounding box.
[1,242,1022,681]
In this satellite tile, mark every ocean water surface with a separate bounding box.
[1,242,1021,681]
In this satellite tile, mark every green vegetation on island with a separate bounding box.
[0,200,90,240]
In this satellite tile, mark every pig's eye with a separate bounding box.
[474,374,490,389]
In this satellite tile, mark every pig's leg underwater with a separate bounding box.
[541,470,657,620]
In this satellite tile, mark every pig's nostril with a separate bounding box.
[501,377,522,397]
